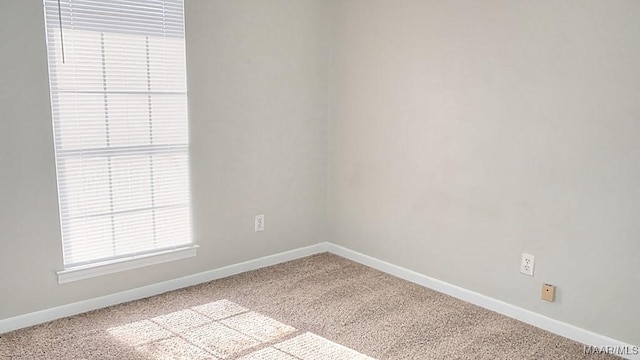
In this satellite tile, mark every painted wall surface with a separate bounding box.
[0,0,329,318]
[2,0,639,348]
[327,0,640,345]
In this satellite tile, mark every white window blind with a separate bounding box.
[43,0,193,269]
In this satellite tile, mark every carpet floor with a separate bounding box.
[0,253,619,359]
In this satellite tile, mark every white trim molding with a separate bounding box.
[0,243,328,334]
[1,241,638,359]
[324,243,640,360]
[57,245,200,284]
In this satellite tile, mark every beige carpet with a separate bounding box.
[0,253,619,359]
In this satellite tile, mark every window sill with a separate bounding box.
[57,245,199,284]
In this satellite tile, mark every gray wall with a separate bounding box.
[0,0,329,319]
[2,0,639,348]
[327,0,640,346]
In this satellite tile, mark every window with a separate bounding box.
[43,0,195,283]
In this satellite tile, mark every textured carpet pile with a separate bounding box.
[0,253,618,359]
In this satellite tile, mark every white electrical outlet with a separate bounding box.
[520,253,535,276]
[255,214,264,232]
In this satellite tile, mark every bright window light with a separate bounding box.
[43,0,194,270]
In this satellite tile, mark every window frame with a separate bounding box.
[43,0,197,283]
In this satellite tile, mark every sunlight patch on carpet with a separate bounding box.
[191,298,248,320]
[106,299,376,359]
[220,311,297,342]
[237,347,298,359]
[180,321,259,358]
[136,336,213,359]
[152,309,211,333]
[274,332,375,360]
[106,319,173,346]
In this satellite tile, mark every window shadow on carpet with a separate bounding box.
[107,299,375,359]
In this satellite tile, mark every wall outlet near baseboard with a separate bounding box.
[255,214,265,232]
[520,253,535,276]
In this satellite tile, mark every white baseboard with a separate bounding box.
[325,243,640,360]
[0,242,329,335]
[1,241,637,360]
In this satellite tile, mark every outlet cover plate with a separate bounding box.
[520,253,535,276]
[255,214,264,232]
[542,283,556,302]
